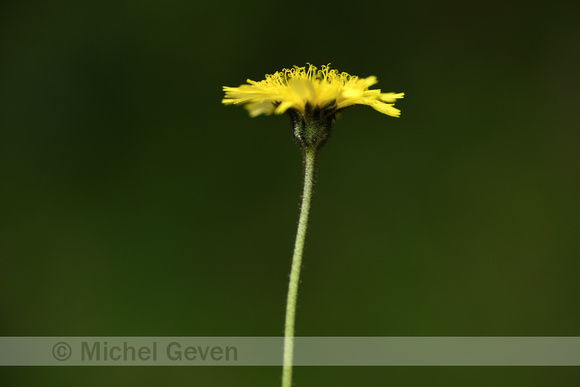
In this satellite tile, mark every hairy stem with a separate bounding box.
[282,145,317,387]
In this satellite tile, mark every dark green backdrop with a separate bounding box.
[1,0,579,385]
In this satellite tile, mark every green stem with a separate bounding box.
[282,145,317,387]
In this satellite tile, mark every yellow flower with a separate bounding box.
[223,64,404,149]
[222,63,404,118]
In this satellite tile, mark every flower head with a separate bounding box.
[223,63,404,118]
[222,64,404,149]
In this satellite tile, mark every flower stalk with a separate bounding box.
[282,144,316,387]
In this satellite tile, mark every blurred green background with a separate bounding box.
[1,0,579,385]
